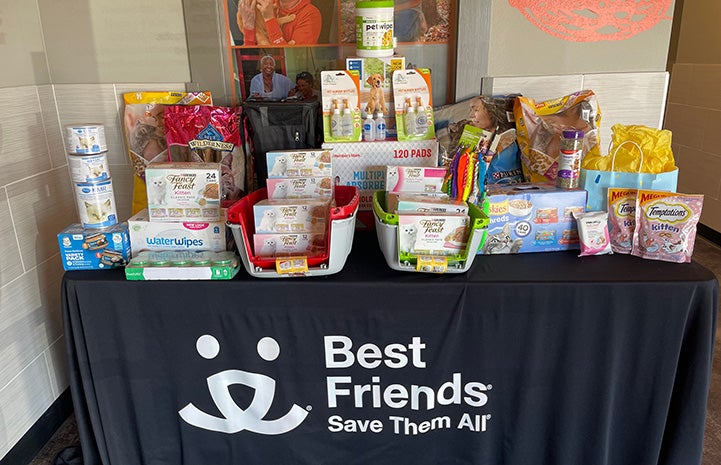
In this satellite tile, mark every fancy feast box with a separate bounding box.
[480,183,587,254]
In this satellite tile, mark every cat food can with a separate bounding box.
[74,179,118,229]
[68,152,110,183]
[65,124,107,154]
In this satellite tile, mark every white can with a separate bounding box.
[68,152,110,183]
[355,1,395,58]
[74,179,118,229]
[65,124,107,154]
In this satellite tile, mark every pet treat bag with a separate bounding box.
[123,91,212,214]
[607,188,637,254]
[164,105,246,206]
[514,90,602,183]
[631,189,704,263]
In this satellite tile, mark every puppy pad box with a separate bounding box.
[145,162,222,222]
[481,183,587,254]
[322,138,438,229]
[58,223,131,270]
[128,209,227,256]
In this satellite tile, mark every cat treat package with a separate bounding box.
[164,105,248,207]
[631,189,704,263]
[514,90,602,183]
[607,188,637,254]
[123,91,213,214]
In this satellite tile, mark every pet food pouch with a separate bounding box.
[123,91,212,214]
[164,105,247,207]
[607,188,637,254]
[573,210,612,257]
[514,90,602,183]
[631,189,704,263]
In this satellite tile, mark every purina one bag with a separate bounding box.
[579,125,678,211]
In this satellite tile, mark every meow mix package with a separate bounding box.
[164,105,246,207]
[631,189,704,263]
[123,91,213,214]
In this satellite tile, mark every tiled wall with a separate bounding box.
[666,64,721,233]
[0,81,184,459]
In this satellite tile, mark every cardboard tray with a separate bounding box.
[227,185,359,277]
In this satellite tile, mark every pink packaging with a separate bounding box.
[385,166,447,194]
[631,189,704,263]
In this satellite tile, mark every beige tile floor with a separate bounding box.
[27,236,721,465]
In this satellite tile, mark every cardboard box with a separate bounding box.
[481,183,587,254]
[346,56,405,136]
[57,223,131,270]
[322,139,439,229]
[128,209,227,257]
[266,149,332,178]
[145,162,221,222]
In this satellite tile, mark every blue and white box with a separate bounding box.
[57,223,131,270]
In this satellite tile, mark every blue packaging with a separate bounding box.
[57,223,131,270]
[480,183,587,254]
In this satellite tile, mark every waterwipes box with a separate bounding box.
[322,139,438,229]
[480,183,587,254]
[57,223,131,270]
[128,209,227,257]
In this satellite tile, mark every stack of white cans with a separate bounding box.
[65,124,119,229]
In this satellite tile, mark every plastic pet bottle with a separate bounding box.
[331,100,342,138]
[404,98,417,137]
[342,106,354,137]
[375,112,386,141]
[415,96,428,136]
[363,114,376,141]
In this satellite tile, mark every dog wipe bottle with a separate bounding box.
[375,112,386,141]
[355,1,395,58]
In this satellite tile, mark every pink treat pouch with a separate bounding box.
[631,189,704,263]
[573,211,612,257]
[607,188,637,254]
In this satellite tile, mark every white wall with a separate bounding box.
[0,0,189,459]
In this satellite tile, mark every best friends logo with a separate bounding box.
[180,335,493,436]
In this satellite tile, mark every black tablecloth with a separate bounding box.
[62,232,719,465]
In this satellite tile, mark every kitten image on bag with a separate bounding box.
[482,223,523,254]
[147,176,167,205]
[268,155,287,177]
[85,199,112,222]
[399,224,417,253]
[258,210,277,232]
[273,182,288,199]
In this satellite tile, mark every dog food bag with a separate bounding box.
[573,210,612,257]
[123,91,213,214]
[164,105,247,207]
[631,189,704,263]
[607,188,637,254]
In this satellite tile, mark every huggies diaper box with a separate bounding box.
[480,183,587,254]
[128,209,227,257]
[57,223,131,270]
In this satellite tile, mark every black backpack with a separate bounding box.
[52,445,82,465]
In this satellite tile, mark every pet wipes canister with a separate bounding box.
[355,1,394,57]
[74,179,118,229]
[68,152,110,183]
[65,124,107,154]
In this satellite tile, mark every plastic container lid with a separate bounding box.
[562,129,585,139]
[356,1,394,7]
